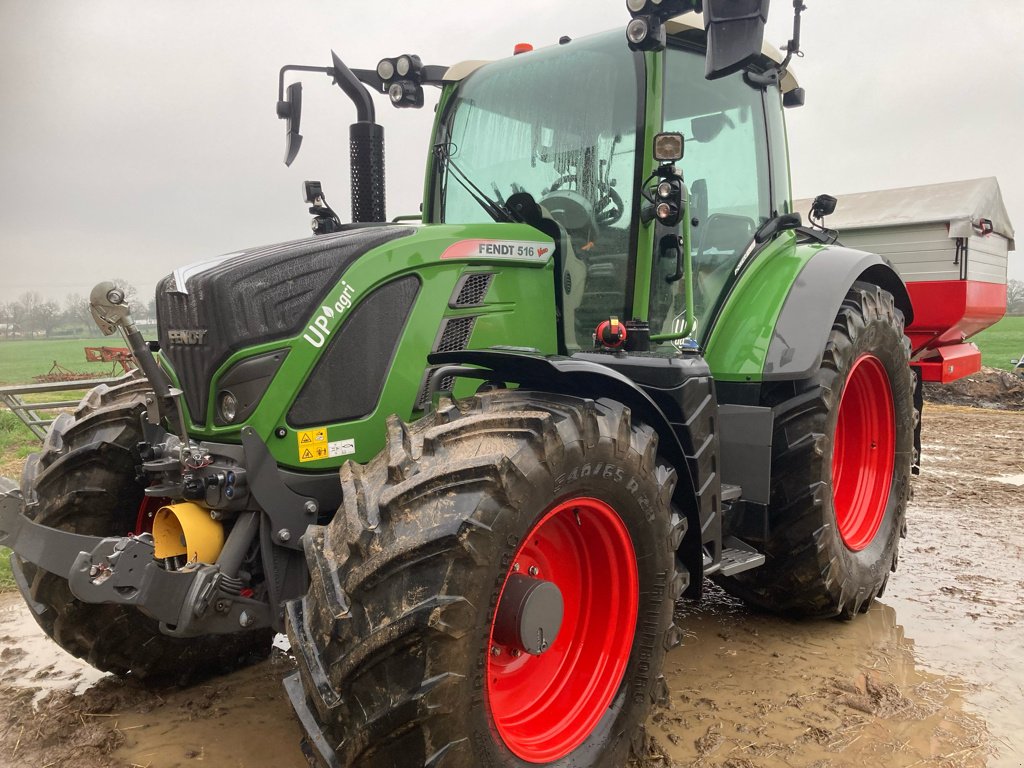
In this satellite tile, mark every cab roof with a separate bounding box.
[443,13,799,92]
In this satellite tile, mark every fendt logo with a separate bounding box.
[168,329,209,345]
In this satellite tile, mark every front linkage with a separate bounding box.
[0,285,312,640]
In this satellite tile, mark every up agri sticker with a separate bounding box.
[440,239,553,262]
[303,280,357,348]
[297,427,356,463]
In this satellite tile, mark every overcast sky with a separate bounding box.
[1,0,1022,308]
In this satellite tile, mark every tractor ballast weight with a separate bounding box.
[1,3,1011,767]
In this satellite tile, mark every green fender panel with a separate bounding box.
[762,246,911,382]
[705,233,911,383]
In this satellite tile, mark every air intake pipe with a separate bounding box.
[331,51,386,223]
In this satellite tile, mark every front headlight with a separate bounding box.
[219,390,239,423]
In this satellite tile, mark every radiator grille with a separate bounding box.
[436,317,476,353]
[415,315,478,410]
[451,273,493,308]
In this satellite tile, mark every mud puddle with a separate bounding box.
[0,405,1021,767]
[0,595,106,701]
[643,589,991,768]
[0,595,305,768]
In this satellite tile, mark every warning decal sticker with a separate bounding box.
[297,428,356,462]
[297,428,328,462]
[440,239,553,262]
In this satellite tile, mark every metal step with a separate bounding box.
[718,536,765,577]
[721,482,742,503]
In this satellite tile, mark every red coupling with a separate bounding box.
[595,317,627,349]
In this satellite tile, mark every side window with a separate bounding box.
[656,47,771,340]
[764,87,792,216]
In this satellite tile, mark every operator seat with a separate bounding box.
[505,192,588,352]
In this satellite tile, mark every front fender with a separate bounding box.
[427,349,716,592]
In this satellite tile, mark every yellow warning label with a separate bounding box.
[297,428,329,462]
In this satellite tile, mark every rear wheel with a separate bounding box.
[718,283,915,618]
[16,375,271,683]
[287,391,687,767]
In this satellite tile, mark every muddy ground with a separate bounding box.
[1,403,1022,768]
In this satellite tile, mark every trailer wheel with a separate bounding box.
[16,376,271,683]
[286,391,685,767]
[719,283,915,618]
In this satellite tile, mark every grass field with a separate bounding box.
[971,314,1024,371]
[0,550,12,592]
[1,410,34,591]
[0,337,125,385]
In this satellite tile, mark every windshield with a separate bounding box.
[655,45,774,342]
[433,32,643,350]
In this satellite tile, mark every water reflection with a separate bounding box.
[645,584,991,767]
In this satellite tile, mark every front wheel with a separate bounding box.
[286,391,687,767]
[718,282,916,618]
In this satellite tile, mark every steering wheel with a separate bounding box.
[546,175,625,227]
[539,189,595,237]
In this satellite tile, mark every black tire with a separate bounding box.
[17,375,272,683]
[287,391,687,767]
[718,282,915,618]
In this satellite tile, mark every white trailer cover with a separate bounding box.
[795,177,1015,284]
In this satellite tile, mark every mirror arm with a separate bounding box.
[277,58,377,124]
[277,64,334,103]
[779,1,806,73]
[745,1,806,88]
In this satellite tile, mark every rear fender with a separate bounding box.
[763,245,913,382]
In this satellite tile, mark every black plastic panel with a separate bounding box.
[572,351,722,559]
[287,276,420,428]
[213,349,288,427]
[156,226,413,424]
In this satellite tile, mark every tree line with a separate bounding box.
[0,280,155,340]
[1,278,1021,340]
[1009,279,1024,316]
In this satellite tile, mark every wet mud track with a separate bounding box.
[0,404,1021,767]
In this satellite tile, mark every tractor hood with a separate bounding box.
[156,225,415,425]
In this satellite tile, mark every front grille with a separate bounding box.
[288,276,420,428]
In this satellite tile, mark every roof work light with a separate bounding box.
[625,0,701,51]
[376,54,425,108]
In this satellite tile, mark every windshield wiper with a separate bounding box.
[434,143,516,224]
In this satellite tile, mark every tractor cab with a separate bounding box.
[429,16,802,350]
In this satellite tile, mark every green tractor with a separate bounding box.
[3,1,945,765]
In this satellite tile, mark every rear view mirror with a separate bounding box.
[276,81,303,166]
[703,0,769,80]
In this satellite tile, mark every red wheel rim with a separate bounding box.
[486,497,639,763]
[832,354,895,551]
